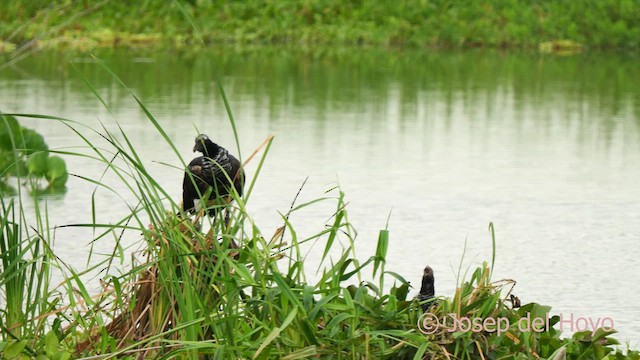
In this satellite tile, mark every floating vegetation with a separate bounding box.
[0,113,68,194]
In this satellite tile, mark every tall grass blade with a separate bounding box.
[488,222,496,280]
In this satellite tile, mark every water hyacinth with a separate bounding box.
[0,113,68,193]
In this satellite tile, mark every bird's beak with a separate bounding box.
[193,145,198,152]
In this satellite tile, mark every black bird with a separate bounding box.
[182,134,244,218]
[417,266,436,311]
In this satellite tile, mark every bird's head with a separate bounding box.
[193,134,211,153]
[423,266,434,278]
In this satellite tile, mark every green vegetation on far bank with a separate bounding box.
[1,0,639,52]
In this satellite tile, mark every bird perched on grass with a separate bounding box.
[417,266,436,311]
[182,134,244,219]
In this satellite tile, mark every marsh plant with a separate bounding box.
[0,113,68,194]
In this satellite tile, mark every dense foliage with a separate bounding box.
[1,0,639,50]
[0,113,68,193]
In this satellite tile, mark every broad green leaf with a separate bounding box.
[27,152,48,176]
[44,331,59,358]
[21,128,47,154]
[45,156,68,188]
[0,113,20,151]
[3,340,28,358]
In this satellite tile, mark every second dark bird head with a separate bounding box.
[193,134,211,153]
[423,266,434,278]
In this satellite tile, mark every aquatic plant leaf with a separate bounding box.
[0,180,16,195]
[391,282,410,301]
[21,128,48,154]
[0,114,62,194]
[27,152,49,176]
[45,156,68,188]
[0,149,13,176]
[3,340,28,358]
[44,331,60,357]
[3,158,27,178]
[0,113,20,151]
[530,303,552,322]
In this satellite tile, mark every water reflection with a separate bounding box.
[1,48,639,345]
[4,49,640,125]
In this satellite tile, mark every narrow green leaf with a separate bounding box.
[373,229,389,277]
[321,209,344,264]
[253,307,298,359]
[488,222,496,280]
[281,346,318,360]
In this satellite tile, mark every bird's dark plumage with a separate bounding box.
[417,266,436,311]
[182,134,244,217]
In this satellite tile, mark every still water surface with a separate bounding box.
[2,48,640,344]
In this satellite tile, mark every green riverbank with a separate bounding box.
[1,0,639,52]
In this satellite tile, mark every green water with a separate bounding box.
[2,48,640,344]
